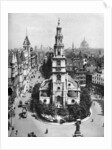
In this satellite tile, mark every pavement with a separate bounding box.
[9,71,104,137]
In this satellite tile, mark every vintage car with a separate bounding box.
[18,100,23,107]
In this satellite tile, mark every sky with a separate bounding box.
[8,13,104,49]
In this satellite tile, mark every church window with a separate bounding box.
[56,67,61,71]
[57,74,61,81]
[57,49,61,55]
[57,60,60,66]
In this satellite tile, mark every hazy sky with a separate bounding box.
[8,13,104,49]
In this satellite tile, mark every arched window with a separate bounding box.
[57,74,61,81]
[57,49,61,55]
[57,60,60,66]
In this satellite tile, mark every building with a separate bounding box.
[30,47,38,74]
[39,20,80,107]
[37,50,45,64]
[86,73,92,86]
[80,37,89,49]
[92,69,104,86]
[73,57,83,70]
[8,49,25,97]
[8,34,37,97]
[74,69,87,87]
[86,64,96,73]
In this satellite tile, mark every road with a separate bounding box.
[9,71,104,137]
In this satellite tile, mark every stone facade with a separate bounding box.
[92,70,104,86]
[39,20,80,107]
[8,35,37,97]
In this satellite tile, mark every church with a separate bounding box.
[39,20,80,107]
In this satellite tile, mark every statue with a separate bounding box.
[73,119,83,137]
[75,119,81,134]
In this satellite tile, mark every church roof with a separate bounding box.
[40,79,51,90]
[8,49,26,65]
[68,75,80,88]
[23,36,30,46]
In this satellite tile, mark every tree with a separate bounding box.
[41,57,52,79]
[80,87,92,118]
[29,83,41,113]
[45,104,56,117]
[67,104,81,121]
[57,107,69,117]
[95,56,104,69]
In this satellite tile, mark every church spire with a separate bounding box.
[26,27,28,36]
[23,28,30,50]
[58,18,60,27]
[54,19,64,56]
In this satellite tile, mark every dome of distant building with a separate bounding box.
[80,37,89,49]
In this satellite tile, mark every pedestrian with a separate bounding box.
[15,130,18,135]
[12,126,14,130]
[19,113,21,119]
[102,123,104,127]
[45,129,48,134]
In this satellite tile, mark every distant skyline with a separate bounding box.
[8,13,104,49]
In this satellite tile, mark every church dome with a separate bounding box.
[80,38,89,48]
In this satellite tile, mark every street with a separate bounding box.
[9,71,104,137]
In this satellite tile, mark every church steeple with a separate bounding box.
[58,18,60,27]
[52,19,67,107]
[26,27,28,36]
[54,19,64,56]
[23,28,30,50]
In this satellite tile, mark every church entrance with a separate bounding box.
[56,96,63,108]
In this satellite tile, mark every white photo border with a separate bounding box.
[0,0,112,150]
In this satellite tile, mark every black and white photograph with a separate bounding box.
[8,13,104,137]
[0,0,112,149]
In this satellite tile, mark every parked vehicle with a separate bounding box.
[27,132,37,137]
[22,112,27,118]
[18,100,23,107]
